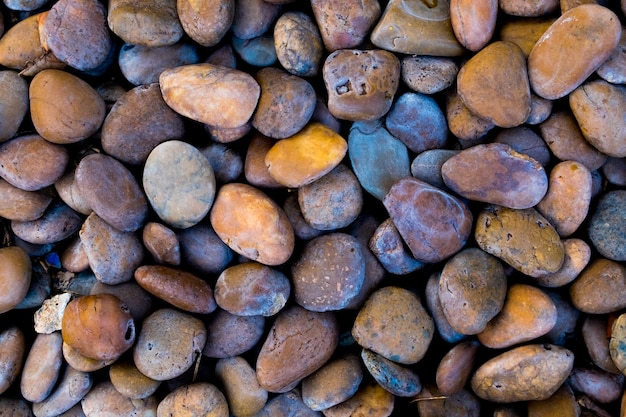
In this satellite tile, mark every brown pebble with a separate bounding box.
[81,381,158,416]
[498,16,555,57]
[109,360,161,400]
[436,340,480,396]
[107,0,183,47]
[0,326,25,395]
[0,70,28,142]
[142,222,180,265]
[582,315,620,374]
[54,170,92,216]
[570,258,626,314]
[0,178,52,222]
[11,201,82,245]
[202,309,265,359]
[20,331,63,403]
[61,341,112,373]
[323,382,394,417]
[450,0,497,52]
[157,382,228,417]
[244,133,284,189]
[401,55,458,95]
[533,238,591,288]
[445,88,495,141]
[0,246,31,314]
[301,354,363,411]
[177,0,233,47]
[215,356,268,417]
[31,366,92,417]
[60,237,90,273]
[90,281,153,323]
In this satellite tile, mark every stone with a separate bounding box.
[610,312,626,375]
[410,149,460,189]
[0,326,25,395]
[0,246,32,314]
[142,222,180,265]
[0,179,52,222]
[361,349,422,397]
[0,13,45,71]
[597,25,626,84]
[283,193,323,241]
[107,0,183,47]
[533,238,591,288]
[31,366,92,417]
[310,0,380,51]
[582,315,620,374]
[54,170,92,216]
[499,16,554,57]
[215,356,268,417]
[81,381,158,416]
[274,11,323,77]
[493,126,551,167]
[118,43,200,86]
[90,281,153,323]
[401,55,458,94]
[436,340,480,395]
[500,0,558,16]
[177,0,233,47]
[369,217,426,276]
[445,88,495,141]
[301,354,363,411]
[109,360,161,400]
[33,293,72,334]
[202,309,265,359]
[450,0,497,51]
[232,33,278,67]
[322,382,394,417]
[199,143,244,184]
[177,223,233,275]
[588,190,626,261]
[20,331,63,403]
[0,70,28,142]
[252,389,321,417]
[230,0,281,40]
[244,133,284,188]
[570,258,626,314]
[11,201,82,245]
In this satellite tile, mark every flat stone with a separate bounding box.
[0,70,28,142]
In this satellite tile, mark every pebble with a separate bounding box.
[300,354,363,411]
[177,0,233,47]
[107,0,183,47]
[214,261,290,316]
[361,349,422,397]
[158,383,228,416]
[142,222,180,265]
[597,26,626,84]
[291,233,364,312]
[60,238,89,273]
[231,0,281,40]
[298,164,362,231]
[143,141,215,229]
[215,356,268,417]
[494,126,551,167]
[415,385,481,417]
[133,308,207,381]
[244,133,284,188]
[569,79,626,158]
[322,382,394,417]
[0,326,25,395]
[533,238,591,288]
[526,92,553,125]
[232,34,278,67]
[134,265,217,314]
[82,381,158,416]
[62,342,112,372]
[31,366,92,417]
[265,122,347,188]
[202,309,265,359]
[118,43,200,86]
[54,170,92,216]
[369,218,424,275]
[497,16,555,57]
[475,205,565,277]
[457,41,530,128]
[582,315,620,374]
[602,156,626,187]
[425,272,466,344]
[436,340,480,395]
[445,88,495,141]
[256,305,338,392]
[101,83,185,165]
[252,388,321,417]
[0,246,31,314]
[11,201,82,245]
[527,384,578,417]
[568,367,624,404]
[500,0,558,16]
[0,398,32,417]
[79,212,144,285]
[588,190,626,261]
[569,258,626,314]
[210,183,294,266]
[323,49,400,121]
[90,281,153,323]
[109,360,160,400]
[439,248,507,335]
[177,223,233,275]
[159,63,260,128]
[610,312,626,375]
[282,193,323,241]
[0,70,28,142]
[450,0,497,52]
[352,286,434,365]
[410,149,459,189]
[252,67,316,139]
[400,56,458,94]
[0,134,69,192]
[527,4,622,100]
[383,177,473,264]
[20,331,63,403]
[385,92,448,153]
[199,143,244,184]
[0,13,44,70]
[273,11,323,77]
[442,143,548,209]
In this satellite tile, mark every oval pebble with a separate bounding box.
[401,55,458,95]
[0,13,45,70]
[0,398,32,417]
[177,223,233,275]
[118,42,200,86]
[109,360,160,400]
[62,340,112,373]
[142,222,180,266]
[410,149,459,189]
[352,286,434,365]
[442,143,548,209]
[20,331,63,403]
[436,340,480,395]
[301,354,363,411]
[177,0,233,47]
[361,348,421,397]
[157,382,228,417]
[567,367,624,404]
[244,133,284,189]
[528,4,622,100]
[323,382,394,417]
[81,381,158,416]
[90,281,153,323]
[256,305,338,393]
[134,265,217,314]
[133,308,207,381]
[570,258,626,314]
[215,356,268,417]
[445,88,495,141]
[107,0,183,47]
[231,0,281,40]
[11,201,82,245]
[450,0,497,51]
[232,33,278,67]
[0,326,25,395]
[214,262,290,316]
[533,238,591,288]
[493,126,551,167]
[383,177,473,264]
[610,312,626,375]
[210,183,294,266]
[0,246,32,314]
[202,309,265,359]
[588,190,626,261]
[425,272,467,344]
[0,179,52,222]
[582,315,620,374]
[31,367,91,417]
[283,193,323,241]
[274,11,323,77]
[0,70,28,142]
[76,153,147,232]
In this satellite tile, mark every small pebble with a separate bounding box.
[202,309,265,359]
[0,70,28,142]
[107,0,183,47]
[587,190,626,261]
[0,246,32,314]
[20,331,63,403]
[301,354,363,411]
[273,11,323,77]
[177,223,233,275]
[400,55,458,94]
[109,360,161,400]
[31,366,92,417]
[11,201,83,245]
[81,381,158,416]
[0,326,25,395]
[177,0,233,47]
[215,356,268,417]
[361,349,422,397]
[569,258,626,314]
[310,0,380,51]
[369,218,425,275]
[118,43,200,86]
[142,222,180,265]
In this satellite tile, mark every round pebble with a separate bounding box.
[588,190,626,261]
[142,222,180,266]
[569,258,626,314]
[401,55,458,94]
[157,382,228,417]
[0,179,52,222]
[177,223,233,275]
[301,354,363,411]
[177,0,233,47]
[31,366,92,417]
[109,360,161,400]
[0,246,32,314]
[215,356,268,417]
[20,331,63,403]
[81,381,158,416]
[11,201,83,245]
[107,0,183,47]
[202,309,265,359]
[274,11,323,77]
[118,43,200,86]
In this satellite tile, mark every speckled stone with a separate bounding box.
[369,218,424,275]
[401,56,458,94]
[588,190,626,261]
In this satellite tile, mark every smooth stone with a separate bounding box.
[445,88,495,141]
[62,342,112,373]
[477,284,557,349]
[256,305,338,393]
[588,190,626,261]
[442,143,548,209]
[291,233,365,312]
[475,205,565,277]
[0,134,68,191]
[283,193,323,241]
[499,16,555,57]
[410,149,459,189]
[401,55,458,94]
[177,0,233,47]
[134,265,217,314]
[205,120,251,144]
[142,222,180,265]
[301,354,363,411]
[582,315,621,374]
[570,79,626,158]
[31,367,92,417]
[361,349,421,397]
[439,248,507,335]
[54,170,92,216]
[265,122,347,188]
[14,264,51,310]
[215,356,268,417]
[21,331,63,403]
[370,0,464,56]
[610,312,626,375]
[133,308,207,381]
[0,13,45,71]
[41,0,112,71]
[322,382,394,417]
[79,212,144,285]
[159,63,260,128]
[385,92,448,153]
[533,238,591,288]
[0,179,51,222]
[199,143,244,184]
[526,93,553,125]
[538,111,608,171]
[568,367,624,404]
[597,26,626,84]
[232,34,278,67]
[230,0,281,40]
[457,41,530,128]
[415,385,481,417]
[383,177,473,264]
[527,383,578,417]
[348,120,410,201]
[274,11,323,77]
[244,133,284,188]
[323,49,400,121]
[215,262,290,316]
[544,290,580,346]
[177,223,233,275]
[425,272,467,344]
[570,258,626,314]
[450,0,497,51]
[310,0,380,51]
[250,389,321,417]
[81,381,158,416]
[0,246,32,314]
[252,67,316,139]
[602,157,626,187]
[310,97,342,133]
[500,0,558,16]
[90,281,153,323]
[0,70,28,142]
[76,153,148,232]
[109,360,161,400]
[493,126,551,167]
[471,344,574,402]
[118,42,200,86]
[528,4,622,99]
[352,286,434,365]
[536,161,592,237]
[4,0,48,11]
[369,218,424,275]
[0,326,25,395]
[107,0,183,47]
[202,309,265,358]
[101,83,185,165]
[0,398,32,417]
[436,340,480,395]
[143,140,216,229]
[210,183,294,266]
[11,201,82,245]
